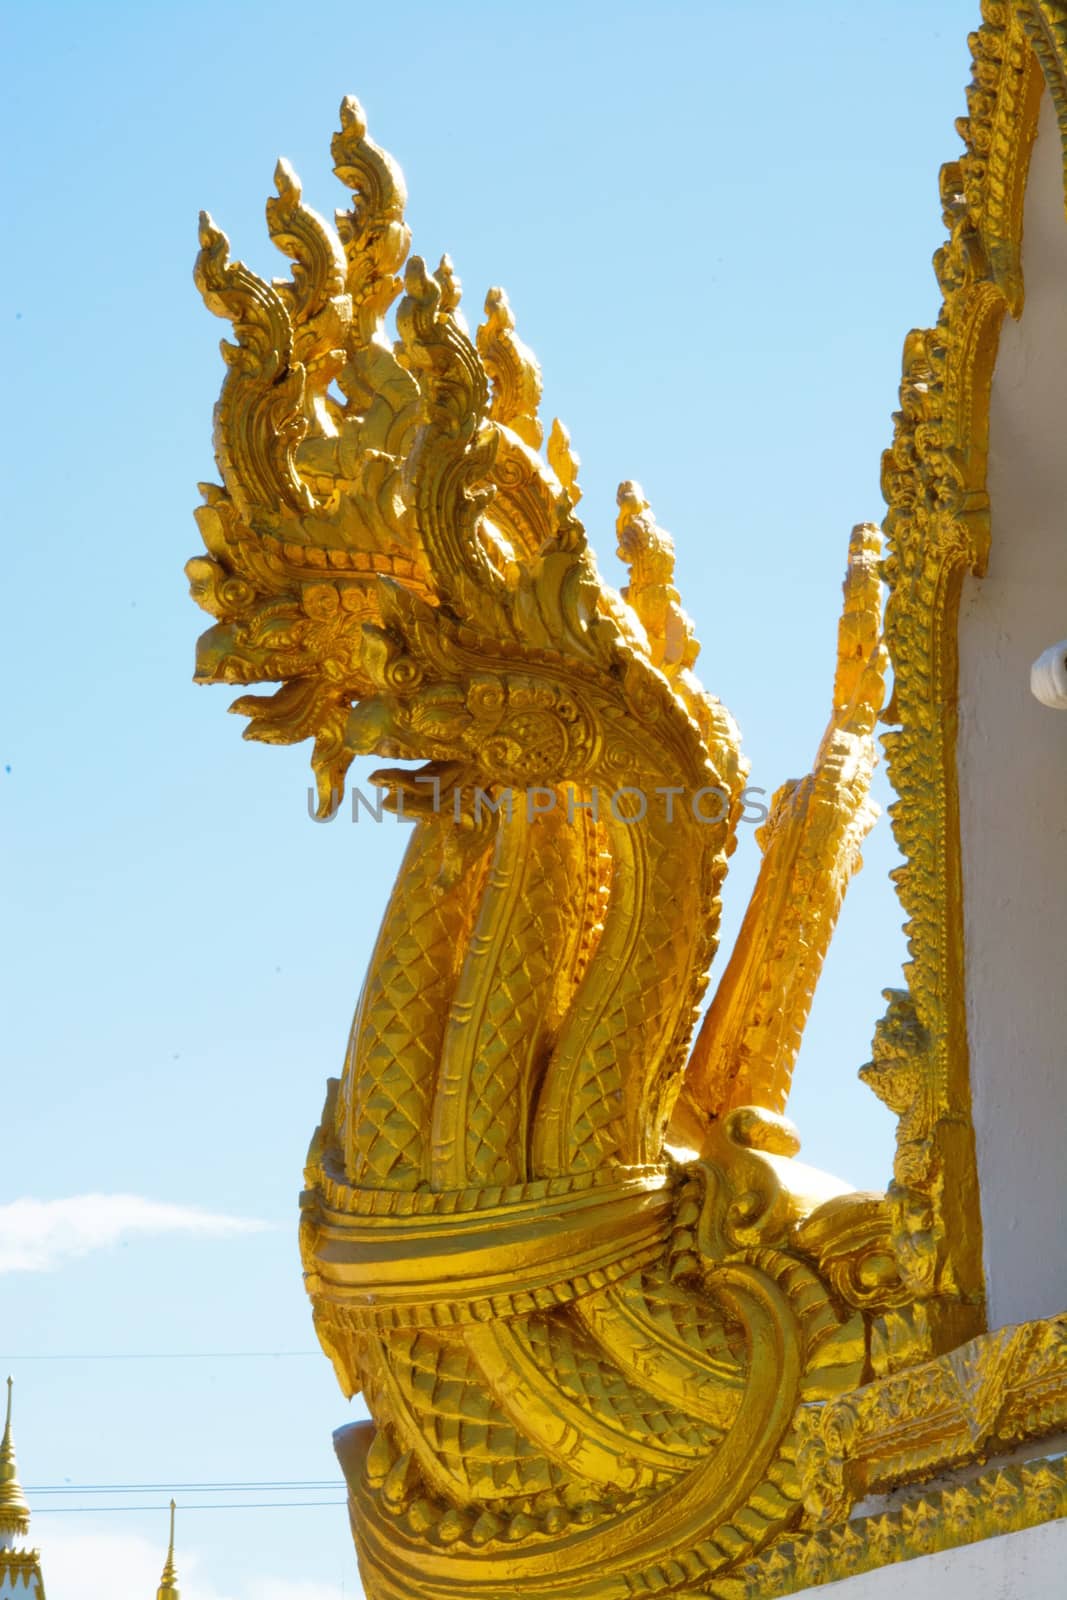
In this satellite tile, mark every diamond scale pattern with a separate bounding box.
[464,805,585,1184]
[518,1309,718,1460]
[345,825,488,1187]
[389,1328,575,1501]
[564,809,705,1172]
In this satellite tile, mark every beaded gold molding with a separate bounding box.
[1020,1,1067,169]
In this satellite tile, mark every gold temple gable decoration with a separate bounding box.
[872,0,1044,1352]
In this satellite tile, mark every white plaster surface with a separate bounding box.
[808,1516,1067,1598]
[957,87,1067,1330]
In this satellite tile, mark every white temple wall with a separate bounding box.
[957,85,1067,1330]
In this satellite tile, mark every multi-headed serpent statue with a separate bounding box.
[190,100,904,1600]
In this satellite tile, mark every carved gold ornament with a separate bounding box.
[871,0,1045,1360]
[189,4,1067,1592]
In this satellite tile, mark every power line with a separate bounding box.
[33,1501,346,1514]
[2,1351,319,1361]
[28,1482,344,1494]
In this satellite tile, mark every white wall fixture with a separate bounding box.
[1030,638,1067,707]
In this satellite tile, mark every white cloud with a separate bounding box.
[0,1194,270,1274]
[41,1527,189,1600]
[37,1528,357,1600]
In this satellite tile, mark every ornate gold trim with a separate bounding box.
[704,1451,1067,1599]
[1018,1,1067,188]
[870,0,1044,1348]
[795,1312,1067,1523]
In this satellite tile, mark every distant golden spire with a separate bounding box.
[0,1377,31,1540]
[156,1499,180,1600]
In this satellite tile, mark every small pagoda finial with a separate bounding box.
[0,1377,32,1542]
[156,1499,180,1600]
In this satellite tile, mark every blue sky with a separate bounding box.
[2,1,981,1594]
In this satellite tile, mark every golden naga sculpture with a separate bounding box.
[189,101,905,1599]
